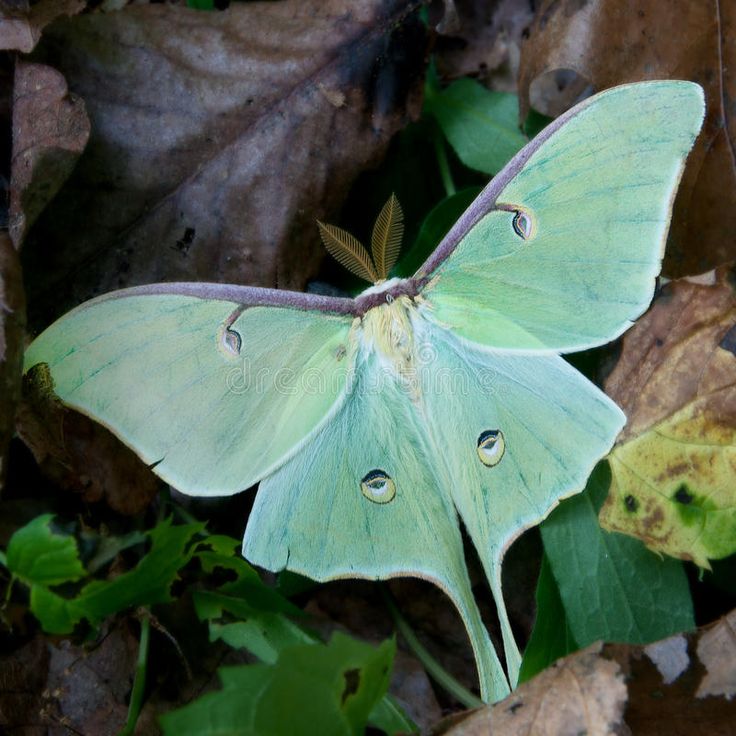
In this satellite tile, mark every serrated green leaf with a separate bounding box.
[160,632,395,736]
[194,534,262,583]
[72,519,204,624]
[6,514,86,586]
[16,517,204,634]
[84,530,147,574]
[194,590,312,664]
[518,554,578,683]
[30,585,84,633]
[541,463,695,647]
[426,79,527,175]
[192,538,414,734]
[193,533,311,662]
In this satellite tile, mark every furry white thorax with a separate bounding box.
[358,294,420,386]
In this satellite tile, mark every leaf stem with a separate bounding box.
[432,124,456,198]
[118,611,151,736]
[2,575,14,610]
[381,586,483,710]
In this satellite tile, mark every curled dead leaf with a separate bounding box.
[433,643,627,736]
[0,0,84,53]
[433,612,736,734]
[609,611,736,732]
[696,608,736,700]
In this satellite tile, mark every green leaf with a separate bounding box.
[72,518,204,624]
[194,534,262,583]
[394,188,481,277]
[194,590,313,664]
[6,515,86,586]
[368,695,418,736]
[193,533,309,663]
[518,555,578,683]
[12,516,204,634]
[541,463,695,647]
[426,79,527,175]
[191,537,415,734]
[30,585,84,633]
[159,632,396,736]
[523,108,553,139]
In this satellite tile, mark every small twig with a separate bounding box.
[380,586,483,709]
[149,610,193,681]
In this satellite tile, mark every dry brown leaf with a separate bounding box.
[43,623,138,735]
[431,613,736,735]
[10,61,90,248]
[606,265,736,443]
[0,233,25,489]
[0,0,84,53]
[644,634,690,685]
[600,265,736,564]
[0,635,48,731]
[17,366,160,515]
[517,0,736,277]
[22,1,426,328]
[432,0,535,92]
[433,643,627,735]
[612,611,736,734]
[696,608,736,700]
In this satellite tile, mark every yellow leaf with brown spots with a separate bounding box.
[600,265,736,568]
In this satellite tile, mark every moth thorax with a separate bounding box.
[361,296,416,377]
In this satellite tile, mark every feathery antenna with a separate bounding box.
[317,222,379,283]
[317,194,404,284]
[371,194,404,280]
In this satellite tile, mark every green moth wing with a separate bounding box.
[23,285,356,495]
[413,318,624,684]
[243,336,511,703]
[418,81,705,353]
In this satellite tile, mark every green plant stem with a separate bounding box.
[3,575,14,609]
[118,612,151,736]
[381,587,483,710]
[432,125,456,198]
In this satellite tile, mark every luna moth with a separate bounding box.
[23,81,704,702]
